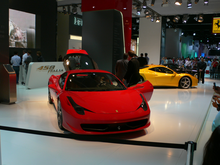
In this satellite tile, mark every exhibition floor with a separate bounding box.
[0,77,218,165]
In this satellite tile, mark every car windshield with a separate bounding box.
[65,72,126,91]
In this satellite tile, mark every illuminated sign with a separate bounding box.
[74,17,83,26]
[212,17,220,34]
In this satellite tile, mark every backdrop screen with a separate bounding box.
[9,9,36,48]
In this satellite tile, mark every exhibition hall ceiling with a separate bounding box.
[57,0,220,17]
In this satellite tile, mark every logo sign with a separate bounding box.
[212,17,220,34]
[37,65,64,73]
[74,17,83,26]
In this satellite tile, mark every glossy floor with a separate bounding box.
[0,77,217,165]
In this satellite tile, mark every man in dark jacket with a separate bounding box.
[124,50,140,87]
[197,58,207,84]
[115,53,128,81]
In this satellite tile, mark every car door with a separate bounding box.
[153,67,176,86]
[52,72,68,109]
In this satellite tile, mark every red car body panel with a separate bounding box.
[66,49,88,55]
[48,69,153,135]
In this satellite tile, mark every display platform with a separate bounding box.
[0,78,217,165]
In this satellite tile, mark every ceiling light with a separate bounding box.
[187,0,192,8]
[182,32,184,35]
[143,0,147,9]
[204,0,209,5]
[193,32,196,36]
[195,0,199,4]
[167,17,170,22]
[173,16,180,23]
[182,15,189,23]
[156,16,160,23]
[136,5,142,15]
[175,0,182,5]
[161,0,169,7]
[198,14,203,22]
[151,0,155,6]
[151,15,155,22]
[145,9,152,18]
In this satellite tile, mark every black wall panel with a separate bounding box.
[7,0,57,62]
[0,0,9,64]
[82,10,124,73]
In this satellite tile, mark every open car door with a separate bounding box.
[128,80,154,102]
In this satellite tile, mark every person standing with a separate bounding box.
[145,53,149,65]
[115,53,129,81]
[20,50,28,85]
[11,51,21,84]
[36,51,44,62]
[137,53,147,67]
[124,50,140,87]
[197,58,207,84]
[25,50,33,74]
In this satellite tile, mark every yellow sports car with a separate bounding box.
[139,65,198,89]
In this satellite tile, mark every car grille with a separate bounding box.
[81,119,148,132]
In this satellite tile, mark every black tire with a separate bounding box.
[48,88,53,104]
[179,77,191,89]
[57,100,65,130]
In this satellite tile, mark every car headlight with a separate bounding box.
[139,94,148,111]
[67,96,85,115]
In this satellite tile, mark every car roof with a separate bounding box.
[66,69,112,74]
[66,49,88,55]
[145,64,167,68]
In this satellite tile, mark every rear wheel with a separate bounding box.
[57,100,65,130]
[179,77,191,89]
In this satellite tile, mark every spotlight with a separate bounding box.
[72,4,78,15]
[182,32,184,35]
[173,16,180,23]
[151,15,155,22]
[198,14,203,22]
[187,0,192,8]
[167,17,170,22]
[182,15,189,23]
[204,0,209,5]
[136,5,142,15]
[175,0,182,5]
[145,9,152,18]
[156,16,160,23]
[143,0,147,9]
[151,0,155,6]
[193,32,196,36]
[195,0,199,4]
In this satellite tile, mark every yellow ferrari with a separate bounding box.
[139,65,198,89]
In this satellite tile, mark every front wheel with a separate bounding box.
[179,77,191,89]
[57,100,65,130]
[48,88,53,104]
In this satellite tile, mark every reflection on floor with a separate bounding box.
[0,77,218,165]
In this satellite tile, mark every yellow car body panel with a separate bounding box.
[140,65,198,88]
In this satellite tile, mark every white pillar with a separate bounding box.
[138,18,162,65]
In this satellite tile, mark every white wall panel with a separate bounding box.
[139,18,162,65]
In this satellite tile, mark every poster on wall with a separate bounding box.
[212,17,220,34]
[9,9,36,48]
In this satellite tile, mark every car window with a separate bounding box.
[149,67,162,72]
[64,54,95,70]
[59,72,68,89]
[159,67,173,74]
[65,72,126,91]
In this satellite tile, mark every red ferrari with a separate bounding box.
[48,69,153,135]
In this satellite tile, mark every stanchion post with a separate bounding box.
[0,131,2,165]
[185,141,197,165]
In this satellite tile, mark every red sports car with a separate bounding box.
[48,69,153,135]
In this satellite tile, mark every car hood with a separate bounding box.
[64,90,143,114]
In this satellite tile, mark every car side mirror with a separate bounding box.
[48,84,57,91]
